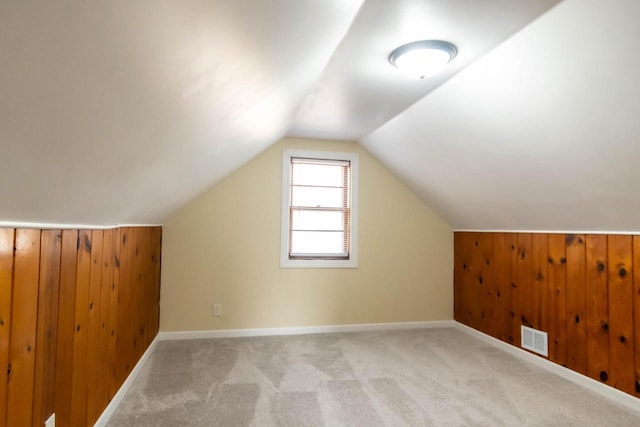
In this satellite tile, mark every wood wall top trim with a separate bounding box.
[0,222,162,230]
[455,229,640,235]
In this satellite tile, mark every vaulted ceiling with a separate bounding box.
[362,0,640,231]
[1,0,638,231]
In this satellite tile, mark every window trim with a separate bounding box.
[280,149,358,269]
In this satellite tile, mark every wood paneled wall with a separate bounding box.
[454,232,640,398]
[0,226,161,426]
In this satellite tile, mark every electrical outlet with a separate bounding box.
[213,304,222,317]
[45,413,55,427]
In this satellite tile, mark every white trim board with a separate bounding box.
[454,229,640,235]
[94,336,158,427]
[454,322,640,414]
[0,221,161,230]
[157,320,455,340]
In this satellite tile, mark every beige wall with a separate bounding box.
[160,137,453,331]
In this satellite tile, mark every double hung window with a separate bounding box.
[281,149,358,268]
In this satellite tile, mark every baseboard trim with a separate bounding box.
[94,335,159,427]
[92,322,639,425]
[157,320,455,340]
[454,322,640,413]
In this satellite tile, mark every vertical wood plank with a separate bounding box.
[43,231,62,421]
[143,228,154,348]
[70,230,92,426]
[492,233,509,342]
[608,235,634,394]
[132,228,144,361]
[455,233,475,326]
[453,233,464,323]
[548,234,567,366]
[510,234,520,344]
[96,229,113,415]
[531,234,549,332]
[478,234,495,336]
[506,233,521,345]
[514,234,533,346]
[85,230,104,426]
[467,232,484,331]
[54,230,79,426]
[32,230,62,426]
[0,228,15,427]
[6,229,41,426]
[585,234,609,384]
[139,229,149,350]
[116,227,133,387]
[108,228,121,399]
[566,234,587,374]
[135,228,146,361]
[134,228,146,363]
[502,233,518,344]
[150,227,162,339]
[633,236,640,397]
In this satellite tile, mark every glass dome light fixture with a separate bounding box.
[389,40,457,79]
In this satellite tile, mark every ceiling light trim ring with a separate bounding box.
[389,40,458,79]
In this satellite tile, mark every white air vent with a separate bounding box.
[521,326,548,357]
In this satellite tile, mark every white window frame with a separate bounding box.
[280,149,358,269]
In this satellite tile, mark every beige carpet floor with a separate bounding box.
[107,328,640,426]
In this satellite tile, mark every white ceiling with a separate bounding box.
[0,0,363,225]
[289,0,559,141]
[3,0,638,231]
[362,0,640,231]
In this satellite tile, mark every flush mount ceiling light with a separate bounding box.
[389,40,457,79]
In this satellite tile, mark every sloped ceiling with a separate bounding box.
[362,0,640,231]
[289,0,559,141]
[0,0,363,225]
[4,0,637,231]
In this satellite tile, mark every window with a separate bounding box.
[281,149,358,268]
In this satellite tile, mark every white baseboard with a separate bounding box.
[93,321,450,424]
[94,336,159,427]
[93,321,639,426]
[157,320,456,341]
[454,322,640,413]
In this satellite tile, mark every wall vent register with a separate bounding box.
[521,325,548,357]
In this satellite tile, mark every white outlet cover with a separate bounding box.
[45,413,55,427]
[213,304,222,316]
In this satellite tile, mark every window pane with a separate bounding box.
[291,231,346,255]
[291,186,345,208]
[291,209,345,231]
[292,162,346,187]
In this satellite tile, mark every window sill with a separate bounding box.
[280,258,358,269]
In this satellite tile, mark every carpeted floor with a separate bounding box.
[107,328,640,426]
